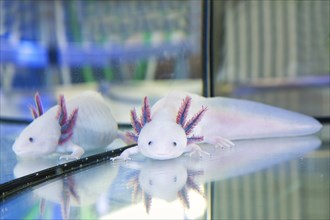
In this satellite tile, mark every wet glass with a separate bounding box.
[1,131,329,219]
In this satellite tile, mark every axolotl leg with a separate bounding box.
[59,141,85,160]
[116,130,136,145]
[184,136,233,158]
[110,146,140,161]
[203,135,235,148]
[177,96,235,150]
[184,143,210,157]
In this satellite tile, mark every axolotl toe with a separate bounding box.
[12,91,118,160]
[111,91,322,161]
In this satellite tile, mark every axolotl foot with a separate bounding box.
[185,144,211,158]
[110,155,132,162]
[58,143,85,161]
[110,146,139,162]
[204,136,235,148]
[59,154,80,161]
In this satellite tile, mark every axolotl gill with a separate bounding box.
[112,91,322,161]
[12,91,118,160]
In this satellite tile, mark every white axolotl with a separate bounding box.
[12,91,118,160]
[112,91,322,161]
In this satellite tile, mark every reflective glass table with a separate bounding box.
[1,123,329,220]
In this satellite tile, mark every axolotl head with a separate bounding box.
[13,93,78,159]
[12,113,61,158]
[128,96,207,160]
[138,120,188,160]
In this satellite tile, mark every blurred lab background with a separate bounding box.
[0,0,329,121]
[0,0,202,122]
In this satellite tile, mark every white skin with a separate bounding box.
[111,90,321,161]
[152,92,322,140]
[112,109,225,161]
[138,121,189,160]
[12,91,120,160]
[12,113,62,159]
[111,94,236,161]
[12,113,84,160]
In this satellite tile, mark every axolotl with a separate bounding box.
[12,91,118,160]
[112,91,322,161]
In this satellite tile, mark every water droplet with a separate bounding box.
[56,167,63,175]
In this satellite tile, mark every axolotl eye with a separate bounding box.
[173,142,177,147]
[28,137,34,143]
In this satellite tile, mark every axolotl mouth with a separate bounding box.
[155,154,173,159]
[12,145,43,159]
[12,140,33,158]
[12,144,47,158]
[146,151,183,160]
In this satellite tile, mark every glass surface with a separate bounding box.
[1,127,329,220]
[209,3,330,218]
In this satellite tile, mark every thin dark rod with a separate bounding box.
[202,0,214,98]
[0,144,136,200]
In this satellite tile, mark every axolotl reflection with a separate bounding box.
[114,135,320,214]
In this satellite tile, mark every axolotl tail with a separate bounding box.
[200,97,322,140]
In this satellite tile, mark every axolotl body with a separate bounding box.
[13,91,118,159]
[112,91,322,160]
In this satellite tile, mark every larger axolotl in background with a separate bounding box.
[112,91,322,161]
[12,91,119,160]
